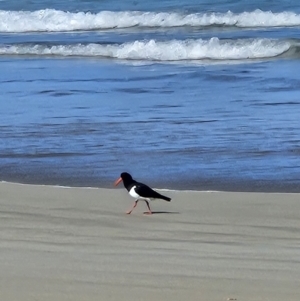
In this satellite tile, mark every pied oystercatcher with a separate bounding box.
[114,172,171,214]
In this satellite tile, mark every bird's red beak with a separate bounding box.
[114,177,122,186]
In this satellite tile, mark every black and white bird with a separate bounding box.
[114,172,171,215]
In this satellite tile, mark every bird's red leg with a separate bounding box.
[144,200,153,215]
[126,200,138,214]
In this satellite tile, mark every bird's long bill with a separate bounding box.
[114,177,123,186]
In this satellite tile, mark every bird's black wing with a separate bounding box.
[135,182,171,201]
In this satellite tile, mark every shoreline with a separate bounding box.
[1,177,300,193]
[1,179,300,194]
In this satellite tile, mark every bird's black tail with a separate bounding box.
[159,194,171,202]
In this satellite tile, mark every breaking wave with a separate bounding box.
[0,38,296,61]
[1,9,300,32]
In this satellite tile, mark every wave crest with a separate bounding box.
[0,38,292,61]
[1,9,300,32]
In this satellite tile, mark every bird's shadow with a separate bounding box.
[144,211,180,215]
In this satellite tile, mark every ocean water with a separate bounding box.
[0,0,300,191]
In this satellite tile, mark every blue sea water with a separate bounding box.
[0,0,300,191]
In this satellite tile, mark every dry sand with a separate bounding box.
[0,181,300,301]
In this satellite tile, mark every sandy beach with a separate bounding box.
[0,181,300,301]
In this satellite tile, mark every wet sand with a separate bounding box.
[0,182,300,301]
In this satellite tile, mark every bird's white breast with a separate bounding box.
[129,186,140,198]
[129,186,151,201]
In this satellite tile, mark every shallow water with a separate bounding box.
[0,0,300,191]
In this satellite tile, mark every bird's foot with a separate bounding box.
[126,211,132,214]
[143,211,153,215]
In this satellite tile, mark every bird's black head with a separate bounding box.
[120,172,133,181]
[114,172,135,190]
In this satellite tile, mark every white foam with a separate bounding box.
[1,9,300,32]
[0,180,100,190]
[0,38,291,61]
